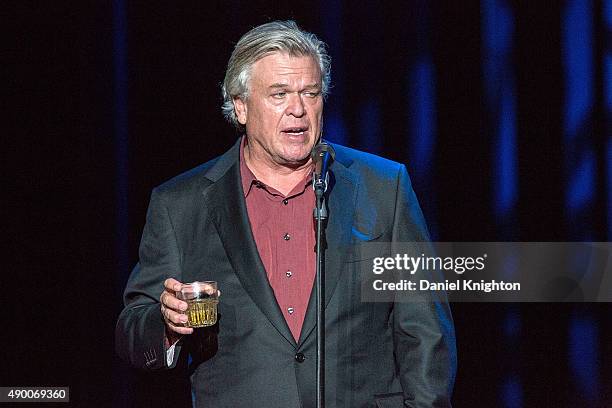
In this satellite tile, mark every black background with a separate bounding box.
[6,1,611,407]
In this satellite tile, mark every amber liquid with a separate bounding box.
[186,298,218,327]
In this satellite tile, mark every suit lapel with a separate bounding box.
[202,140,296,348]
[298,154,358,347]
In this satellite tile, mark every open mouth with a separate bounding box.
[282,126,309,136]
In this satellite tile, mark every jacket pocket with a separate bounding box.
[345,238,390,263]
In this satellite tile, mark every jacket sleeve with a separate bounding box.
[391,165,457,407]
[115,188,184,370]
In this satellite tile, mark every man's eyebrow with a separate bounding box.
[267,83,321,90]
[302,83,321,90]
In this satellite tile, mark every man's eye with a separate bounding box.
[272,92,286,98]
[304,92,320,98]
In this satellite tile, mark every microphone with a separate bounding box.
[311,141,336,196]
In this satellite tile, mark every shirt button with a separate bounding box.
[283,199,289,205]
[283,233,291,241]
[295,352,306,363]
[287,307,294,315]
[286,270,292,278]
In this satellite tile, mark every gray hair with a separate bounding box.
[221,20,331,130]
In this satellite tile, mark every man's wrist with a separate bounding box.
[164,327,183,349]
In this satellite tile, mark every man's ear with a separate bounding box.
[233,97,247,125]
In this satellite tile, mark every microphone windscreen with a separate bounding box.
[311,141,336,162]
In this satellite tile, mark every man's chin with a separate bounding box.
[278,152,312,168]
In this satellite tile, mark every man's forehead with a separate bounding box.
[256,50,315,63]
[251,52,321,79]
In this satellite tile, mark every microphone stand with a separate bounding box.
[313,173,328,408]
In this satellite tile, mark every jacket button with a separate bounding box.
[295,352,305,363]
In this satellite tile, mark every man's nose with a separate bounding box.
[285,93,305,117]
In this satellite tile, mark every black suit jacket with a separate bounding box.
[116,138,456,407]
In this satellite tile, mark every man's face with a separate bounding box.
[233,52,323,167]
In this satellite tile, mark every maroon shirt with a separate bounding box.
[240,138,316,341]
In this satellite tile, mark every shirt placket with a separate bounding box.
[278,194,298,329]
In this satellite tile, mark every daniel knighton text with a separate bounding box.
[370,253,521,295]
[360,243,612,302]
[372,279,521,293]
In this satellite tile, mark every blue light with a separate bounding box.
[495,87,517,216]
[566,150,596,211]
[563,0,594,137]
[320,0,347,145]
[358,99,382,154]
[569,316,599,402]
[483,0,514,60]
[483,0,517,218]
[113,0,129,276]
[606,0,612,240]
[501,375,523,408]
[323,112,347,145]
[606,54,612,111]
[605,1,611,100]
[502,309,521,339]
[483,4,521,406]
[408,57,435,184]
[321,0,342,58]
[563,0,596,218]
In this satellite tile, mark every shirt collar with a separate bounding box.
[239,136,313,198]
[239,136,259,198]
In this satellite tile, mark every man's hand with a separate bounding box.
[161,278,194,340]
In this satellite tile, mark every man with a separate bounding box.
[116,20,456,407]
